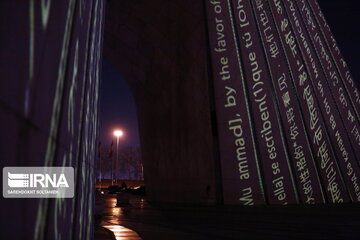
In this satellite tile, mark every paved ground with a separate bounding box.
[96,193,360,239]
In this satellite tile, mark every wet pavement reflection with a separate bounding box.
[97,193,360,240]
[103,225,141,240]
[98,193,143,240]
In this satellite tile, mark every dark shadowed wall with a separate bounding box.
[0,0,105,239]
[103,0,220,204]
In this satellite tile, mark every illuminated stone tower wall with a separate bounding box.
[0,0,105,239]
[204,0,360,205]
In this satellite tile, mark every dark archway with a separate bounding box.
[103,0,221,204]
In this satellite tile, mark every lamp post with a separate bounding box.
[113,130,123,185]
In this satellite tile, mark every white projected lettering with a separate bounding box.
[41,0,52,29]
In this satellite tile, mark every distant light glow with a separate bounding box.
[113,130,123,137]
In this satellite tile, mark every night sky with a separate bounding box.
[98,59,140,149]
[318,0,360,84]
[98,0,360,150]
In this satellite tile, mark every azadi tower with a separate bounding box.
[0,0,359,239]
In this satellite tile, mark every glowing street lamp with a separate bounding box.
[113,130,123,138]
[113,129,124,185]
